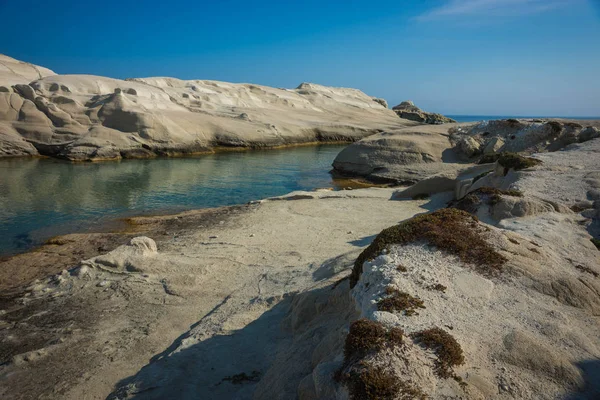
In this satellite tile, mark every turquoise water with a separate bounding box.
[0,145,347,256]
[448,115,600,123]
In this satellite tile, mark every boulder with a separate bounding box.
[452,119,600,156]
[332,123,466,183]
[457,136,482,157]
[81,236,158,273]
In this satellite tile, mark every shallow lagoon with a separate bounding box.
[0,145,347,256]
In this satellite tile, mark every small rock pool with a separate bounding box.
[0,144,348,256]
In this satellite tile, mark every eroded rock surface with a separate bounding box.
[450,119,600,160]
[0,55,412,160]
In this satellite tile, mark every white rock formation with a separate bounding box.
[0,55,411,160]
[0,54,55,88]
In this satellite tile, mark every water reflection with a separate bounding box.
[0,145,346,255]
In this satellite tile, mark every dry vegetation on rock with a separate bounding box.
[343,319,404,360]
[412,327,465,379]
[377,287,426,316]
[350,208,506,288]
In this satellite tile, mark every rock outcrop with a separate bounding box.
[333,118,600,186]
[450,119,600,160]
[0,54,412,160]
[256,138,600,399]
[331,123,470,184]
[393,100,456,124]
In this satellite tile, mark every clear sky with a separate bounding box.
[1,0,599,116]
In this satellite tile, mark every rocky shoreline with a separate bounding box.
[1,54,599,400]
[0,54,417,161]
[1,129,599,398]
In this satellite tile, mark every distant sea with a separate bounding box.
[447,115,600,123]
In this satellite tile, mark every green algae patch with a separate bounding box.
[350,209,506,288]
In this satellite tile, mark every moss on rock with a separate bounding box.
[450,187,523,214]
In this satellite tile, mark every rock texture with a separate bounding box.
[0,55,55,88]
[2,138,600,399]
[0,55,412,160]
[333,118,600,185]
[393,100,456,124]
[332,123,470,183]
[450,119,600,160]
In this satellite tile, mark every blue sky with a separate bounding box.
[1,0,599,116]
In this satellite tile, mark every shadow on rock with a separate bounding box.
[348,235,377,247]
[566,359,600,400]
[312,250,359,281]
[107,296,294,400]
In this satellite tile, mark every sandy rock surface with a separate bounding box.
[0,55,55,88]
[0,55,413,160]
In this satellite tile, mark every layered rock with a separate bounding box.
[0,55,412,160]
[392,100,456,124]
[333,117,600,186]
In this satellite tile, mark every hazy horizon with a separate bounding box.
[2,0,599,116]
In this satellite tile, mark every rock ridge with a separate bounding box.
[0,55,413,160]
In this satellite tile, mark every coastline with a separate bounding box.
[0,186,427,399]
[0,204,250,293]
[0,174,388,292]
[1,135,599,398]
